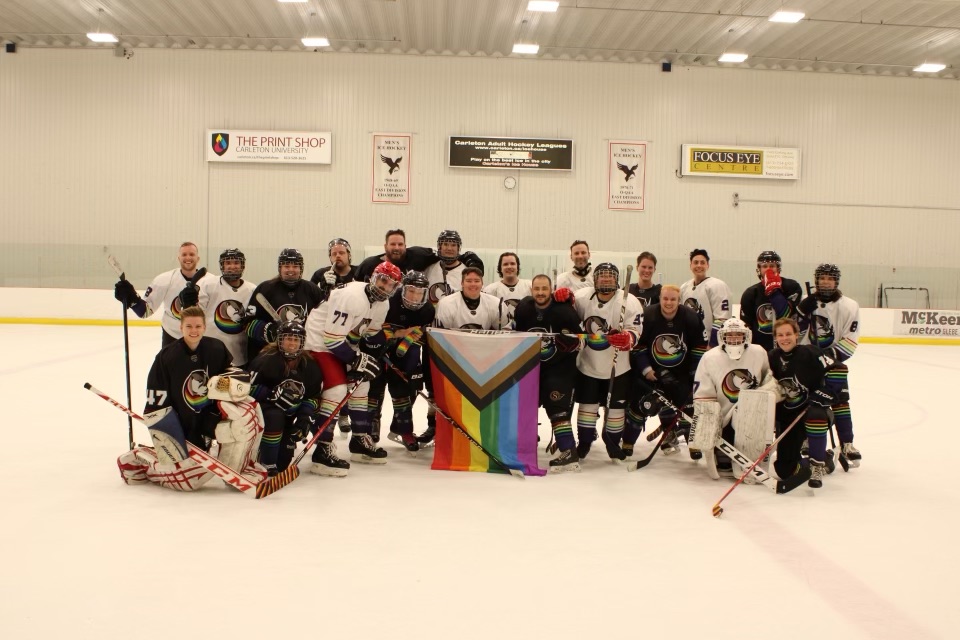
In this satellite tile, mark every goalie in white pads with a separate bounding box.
[691,318,777,479]
[117,306,267,490]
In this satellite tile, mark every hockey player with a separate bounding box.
[769,318,848,488]
[434,267,505,330]
[628,251,662,308]
[425,229,469,305]
[558,262,643,461]
[798,263,862,467]
[310,237,359,301]
[198,248,255,367]
[628,285,707,455]
[739,250,803,351]
[113,241,210,346]
[514,274,584,472]
[556,240,593,292]
[245,249,323,363]
[482,252,532,327]
[116,306,267,490]
[692,318,777,475]
[679,248,732,346]
[356,228,484,281]
[248,321,323,476]
[303,262,402,475]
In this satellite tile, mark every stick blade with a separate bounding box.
[508,469,526,479]
[255,465,300,499]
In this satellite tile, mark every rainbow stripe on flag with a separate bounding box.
[427,329,546,476]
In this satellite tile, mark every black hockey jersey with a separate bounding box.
[739,278,803,351]
[245,278,324,361]
[513,297,582,370]
[634,304,708,377]
[628,283,662,309]
[248,349,323,417]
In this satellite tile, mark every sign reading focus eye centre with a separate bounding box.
[449,136,573,170]
[680,144,800,179]
[207,129,332,164]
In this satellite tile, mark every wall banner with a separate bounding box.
[607,141,647,211]
[372,134,411,204]
[206,129,332,164]
[893,309,960,338]
[449,136,573,170]
[680,144,800,179]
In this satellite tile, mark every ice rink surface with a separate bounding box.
[1,325,955,640]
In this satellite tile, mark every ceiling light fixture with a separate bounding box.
[914,62,945,73]
[718,52,748,63]
[278,0,308,4]
[302,37,330,47]
[527,1,560,11]
[769,11,804,23]
[87,9,118,43]
[513,43,539,54]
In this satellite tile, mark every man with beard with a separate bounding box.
[198,248,256,367]
[556,240,593,292]
[356,228,484,282]
[311,237,359,301]
[739,250,803,351]
[483,252,532,328]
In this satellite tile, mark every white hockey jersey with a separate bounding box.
[679,276,732,343]
[143,268,211,339]
[693,344,773,425]
[198,276,256,366]
[435,292,505,330]
[424,262,467,306]
[304,282,387,356]
[800,295,860,361]
[573,287,644,378]
[482,279,532,328]
[557,266,594,293]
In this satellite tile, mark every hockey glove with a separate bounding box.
[292,413,318,440]
[178,283,200,308]
[114,279,138,305]
[809,388,837,408]
[268,385,301,413]
[349,352,381,382]
[323,270,337,286]
[762,268,782,296]
[638,393,665,418]
[553,287,574,304]
[607,330,634,351]
[263,322,278,343]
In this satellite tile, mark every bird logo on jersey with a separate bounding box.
[810,315,835,349]
[212,132,229,156]
[617,162,639,181]
[429,282,453,305]
[582,316,610,334]
[170,297,183,321]
[756,303,775,335]
[652,334,686,367]
[721,369,759,403]
[530,326,557,362]
[459,323,483,330]
[380,154,403,174]
[182,370,210,412]
[683,297,704,320]
[778,376,807,411]
[277,304,306,324]
[214,300,247,334]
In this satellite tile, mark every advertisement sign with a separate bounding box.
[372,134,410,204]
[449,136,573,170]
[893,309,960,338]
[607,141,647,210]
[680,144,800,179]
[206,129,332,164]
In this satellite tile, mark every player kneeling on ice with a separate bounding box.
[689,318,779,479]
[769,318,848,489]
[117,307,267,490]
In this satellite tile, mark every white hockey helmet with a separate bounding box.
[718,318,751,360]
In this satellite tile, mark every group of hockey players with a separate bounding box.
[111,231,861,494]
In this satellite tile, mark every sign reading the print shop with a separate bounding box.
[893,310,960,338]
[680,144,800,180]
[207,129,332,164]
[449,136,573,170]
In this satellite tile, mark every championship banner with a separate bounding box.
[206,129,332,164]
[372,134,410,204]
[680,144,800,179]
[427,329,546,476]
[607,141,647,210]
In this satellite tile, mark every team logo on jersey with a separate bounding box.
[549,390,566,402]
[811,316,834,349]
[779,376,807,411]
[459,323,482,330]
[211,132,229,156]
[652,334,686,367]
[756,303,775,335]
[583,315,610,334]
[429,282,453,305]
[276,379,306,413]
[347,318,373,346]
[215,300,246,334]
[277,304,306,323]
[170,297,183,320]
[721,369,759,403]
[530,326,556,361]
[683,298,703,319]
[183,370,210,412]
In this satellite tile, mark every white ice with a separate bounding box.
[1,325,955,640]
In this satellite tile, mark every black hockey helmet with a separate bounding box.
[278,248,304,286]
[276,321,306,359]
[814,263,841,300]
[756,250,782,279]
[401,270,429,310]
[219,248,245,281]
[593,262,620,294]
[437,229,462,263]
[327,237,352,257]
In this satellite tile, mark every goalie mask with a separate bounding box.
[814,263,841,301]
[719,318,751,360]
[401,270,429,310]
[219,248,245,283]
[368,261,402,302]
[756,250,781,279]
[277,321,306,359]
[593,262,620,294]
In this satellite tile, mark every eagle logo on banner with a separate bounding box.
[380,154,403,174]
[212,132,229,156]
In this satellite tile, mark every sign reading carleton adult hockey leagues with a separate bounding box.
[372,134,410,204]
[449,136,573,170]
[680,144,800,179]
[607,141,647,211]
[206,129,332,164]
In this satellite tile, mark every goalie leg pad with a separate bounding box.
[733,390,775,482]
[117,450,149,484]
[214,400,265,473]
[690,400,721,480]
[144,407,189,465]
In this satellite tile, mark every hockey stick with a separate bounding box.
[829,422,850,472]
[383,358,524,479]
[255,292,282,322]
[626,413,680,472]
[84,383,259,495]
[605,265,633,413]
[712,409,809,517]
[254,379,363,499]
[103,248,135,451]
